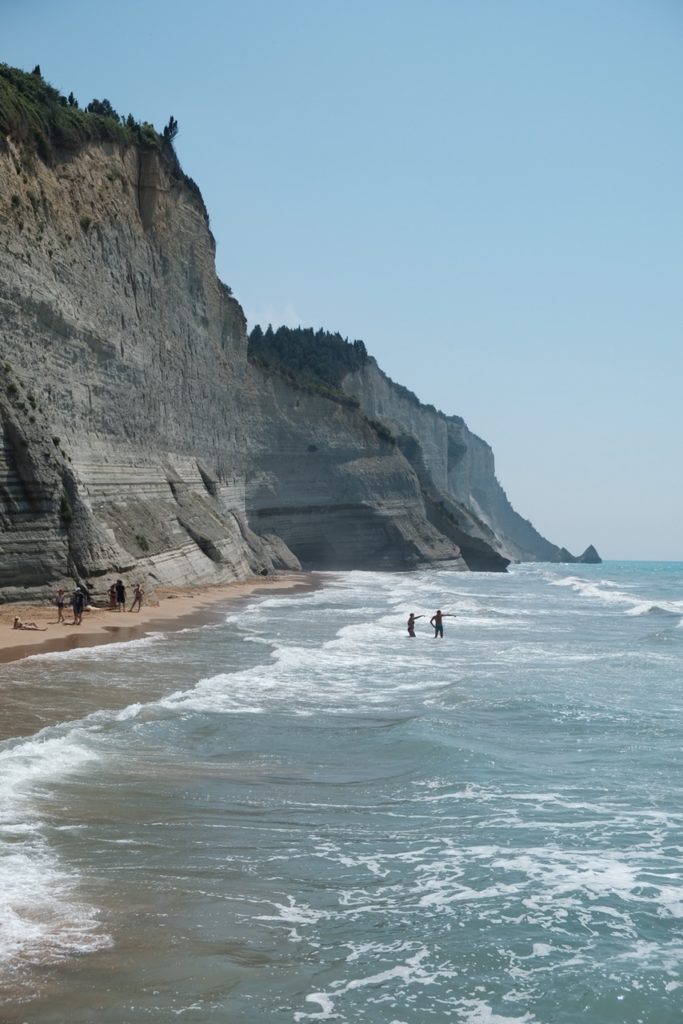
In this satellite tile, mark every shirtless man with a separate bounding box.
[429,609,455,639]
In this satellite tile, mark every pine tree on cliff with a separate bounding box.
[86,98,119,120]
[248,323,370,398]
[163,116,178,142]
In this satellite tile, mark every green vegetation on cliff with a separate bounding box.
[249,325,369,405]
[248,325,398,444]
[0,64,160,156]
[0,63,207,212]
[249,323,455,424]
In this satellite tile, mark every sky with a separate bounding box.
[3,0,682,560]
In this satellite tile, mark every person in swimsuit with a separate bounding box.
[129,583,144,612]
[13,617,47,631]
[55,587,66,623]
[429,609,455,639]
[407,612,423,638]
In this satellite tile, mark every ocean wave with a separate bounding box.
[21,631,164,662]
[0,842,112,969]
[548,574,683,620]
[625,602,683,618]
[294,945,455,1022]
[0,729,110,970]
[0,731,100,817]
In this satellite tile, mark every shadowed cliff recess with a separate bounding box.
[0,63,599,603]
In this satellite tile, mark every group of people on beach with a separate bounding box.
[9,580,145,634]
[407,609,455,639]
[54,585,88,625]
[107,580,144,613]
[11,584,88,631]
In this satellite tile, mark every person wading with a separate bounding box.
[407,612,424,638]
[429,609,455,639]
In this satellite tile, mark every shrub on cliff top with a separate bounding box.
[0,63,163,159]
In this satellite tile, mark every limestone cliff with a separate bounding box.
[0,97,469,599]
[343,362,564,563]
[0,65,592,603]
[0,129,299,601]
[241,370,472,571]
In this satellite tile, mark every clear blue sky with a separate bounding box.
[4,0,682,559]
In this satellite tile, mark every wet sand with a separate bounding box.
[0,573,316,665]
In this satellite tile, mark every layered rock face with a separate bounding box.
[344,363,565,563]
[0,138,299,600]
[0,112,586,603]
[0,136,471,600]
[242,371,467,570]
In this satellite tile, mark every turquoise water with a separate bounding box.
[1,562,682,1022]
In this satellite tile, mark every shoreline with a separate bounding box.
[0,572,318,665]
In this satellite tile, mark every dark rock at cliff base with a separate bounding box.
[557,545,602,564]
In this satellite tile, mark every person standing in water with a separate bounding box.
[407,612,424,638]
[429,609,455,639]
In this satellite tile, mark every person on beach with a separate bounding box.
[429,609,455,639]
[55,587,66,623]
[108,582,117,610]
[407,612,424,638]
[13,617,47,631]
[129,583,144,613]
[71,587,85,625]
[115,579,126,612]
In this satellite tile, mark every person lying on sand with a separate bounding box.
[13,617,47,631]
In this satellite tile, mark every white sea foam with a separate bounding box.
[157,604,464,715]
[2,561,681,1013]
[294,946,454,1021]
[548,574,683,620]
[255,896,329,927]
[0,728,110,967]
[625,601,683,617]
[22,631,164,662]
[0,842,111,965]
[0,731,99,820]
[452,1000,537,1023]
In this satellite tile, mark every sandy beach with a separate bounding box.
[0,573,316,665]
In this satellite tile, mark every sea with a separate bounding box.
[1,560,682,1024]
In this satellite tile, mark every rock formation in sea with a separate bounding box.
[0,65,599,603]
[556,545,602,565]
